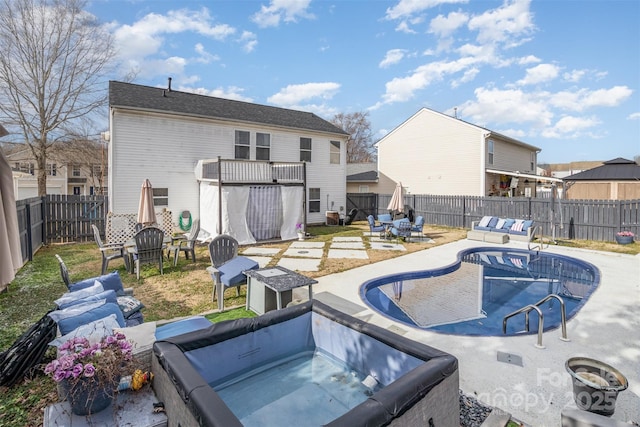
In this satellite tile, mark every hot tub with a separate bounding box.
[152,300,459,427]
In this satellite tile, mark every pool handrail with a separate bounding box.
[502,293,569,349]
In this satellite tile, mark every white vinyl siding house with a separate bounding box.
[108,81,348,229]
[376,108,544,197]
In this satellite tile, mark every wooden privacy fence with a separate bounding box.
[351,193,640,242]
[15,197,45,265]
[45,195,108,243]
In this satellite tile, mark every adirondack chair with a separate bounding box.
[132,226,165,280]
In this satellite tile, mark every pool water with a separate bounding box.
[361,248,599,336]
[214,350,379,426]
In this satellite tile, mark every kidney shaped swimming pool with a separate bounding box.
[360,247,600,336]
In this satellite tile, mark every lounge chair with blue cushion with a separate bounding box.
[377,213,392,222]
[411,216,425,240]
[207,235,259,311]
[367,215,386,237]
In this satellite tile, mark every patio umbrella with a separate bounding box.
[137,179,157,226]
[0,147,23,291]
[387,182,404,215]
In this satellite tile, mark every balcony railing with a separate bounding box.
[196,158,305,184]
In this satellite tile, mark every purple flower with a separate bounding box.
[52,370,67,382]
[71,363,84,378]
[83,363,96,377]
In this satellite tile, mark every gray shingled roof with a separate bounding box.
[347,171,378,182]
[563,158,640,181]
[109,81,348,136]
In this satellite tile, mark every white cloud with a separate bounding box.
[518,55,540,65]
[517,63,560,85]
[428,11,468,37]
[541,115,600,138]
[380,49,407,68]
[451,67,479,87]
[563,69,586,83]
[468,0,535,46]
[251,0,314,28]
[194,43,220,64]
[628,112,640,120]
[267,82,340,106]
[179,85,253,102]
[239,31,258,53]
[385,0,468,21]
[395,21,417,34]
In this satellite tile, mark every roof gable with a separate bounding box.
[109,81,348,137]
[564,158,640,181]
[376,107,540,151]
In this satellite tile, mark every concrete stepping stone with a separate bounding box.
[242,247,281,256]
[370,242,407,251]
[327,249,369,259]
[282,247,324,258]
[330,241,365,249]
[332,236,363,242]
[289,241,325,248]
[277,257,321,272]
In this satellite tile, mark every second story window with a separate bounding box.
[91,165,102,177]
[14,162,34,175]
[300,137,312,162]
[487,139,494,165]
[530,152,535,172]
[330,141,340,164]
[235,130,250,160]
[46,163,57,176]
[72,164,81,177]
[256,133,270,161]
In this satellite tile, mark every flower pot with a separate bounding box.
[615,235,634,245]
[565,357,628,416]
[62,378,115,416]
[297,232,305,241]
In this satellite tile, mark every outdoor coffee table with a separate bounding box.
[245,266,317,315]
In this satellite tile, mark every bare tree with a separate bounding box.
[330,112,376,163]
[0,0,116,195]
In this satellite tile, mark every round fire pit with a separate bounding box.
[565,357,628,416]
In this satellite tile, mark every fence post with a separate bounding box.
[41,196,47,245]
[25,202,33,261]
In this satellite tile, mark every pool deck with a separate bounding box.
[307,239,640,426]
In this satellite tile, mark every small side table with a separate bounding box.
[245,266,317,315]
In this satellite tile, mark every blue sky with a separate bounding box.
[89,0,639,164]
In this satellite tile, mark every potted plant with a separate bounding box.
[615,231,634,245]
[296,223,305,241]
[44,333,133,415]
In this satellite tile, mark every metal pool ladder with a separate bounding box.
[502,293,570,349]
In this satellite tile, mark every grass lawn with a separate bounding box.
[0,222,636,426]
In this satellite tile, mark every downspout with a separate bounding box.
[480,132,490,196]
[303,162,307,228]
[217,156,222,235]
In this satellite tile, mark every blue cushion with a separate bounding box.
[217,256,259,286]
[474,226,493,231]
[55,282,105,307]
[58,290,118,309]
[502,219,516,230]
[155,316,213,340]
[487,217,499,228]
[377,214,392,222]
[68,271,124,294]
[57,302,126,336]
[523,220,534,231]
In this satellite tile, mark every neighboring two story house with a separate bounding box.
[2,141,107,199]
[376,108,560,197]
[108,81,349,243]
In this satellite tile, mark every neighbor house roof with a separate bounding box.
[109,81,349,137]
[563,158,640,181]
[347,163,378,182]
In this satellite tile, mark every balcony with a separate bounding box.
[195,158,305,184]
